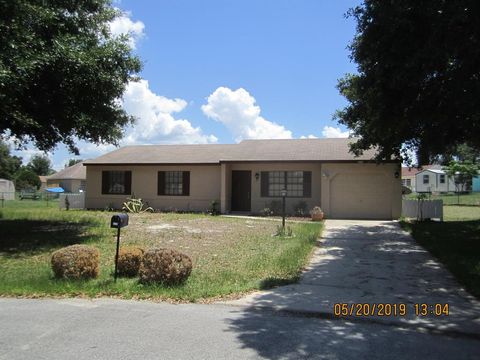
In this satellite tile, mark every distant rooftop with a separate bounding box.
[48,162,86,180]
[401,164,442,177]
[83,138,385,165]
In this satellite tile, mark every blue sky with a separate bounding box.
[13,0,361,170]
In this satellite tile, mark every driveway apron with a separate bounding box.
[225,219,480,337]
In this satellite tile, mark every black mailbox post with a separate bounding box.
[111,213,129,281]
[111,213,129,229]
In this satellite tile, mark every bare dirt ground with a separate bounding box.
[119,213,279,264]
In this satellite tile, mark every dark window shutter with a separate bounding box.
[124,171,132,195]
[261,172,269,197]
[158,171,165,195]
[303,171,312,197]
[182,171,190,196]
[102,171,109,194]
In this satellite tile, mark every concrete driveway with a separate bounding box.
[226,220,480,337]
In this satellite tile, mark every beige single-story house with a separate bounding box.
[47,161,86,193]
[83,139,401,219]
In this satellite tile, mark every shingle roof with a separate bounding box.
[83,138,383,165]
[401,165,442,177]
[48,162,86,180]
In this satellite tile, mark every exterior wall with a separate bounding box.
[415,171,455,193]
[220,163,232,213]
[321,163,402,219]
[401,175,415,192]
[86,165,221,211]
[228,162,322,214]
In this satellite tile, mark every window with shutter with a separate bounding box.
[101,171,132,195]
[158,171,190,196]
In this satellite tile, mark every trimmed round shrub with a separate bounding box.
[139,248,192,285]
[117,247,144,277]
[51,245,100,280]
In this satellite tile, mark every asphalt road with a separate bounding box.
[1,298,479,360]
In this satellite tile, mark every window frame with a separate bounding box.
[158,171,190,196]
[101,171,132,195]
[261,171,311,198]
[423,174,429,184]
[439,174,446,184]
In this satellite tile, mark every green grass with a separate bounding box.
[0,205,322,301]
[406,192,480,206]
[401,206,480,298]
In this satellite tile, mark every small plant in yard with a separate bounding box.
[260,207,273,217]
[117,247,144,277]
[275,225,293,237]
[122,195,154,213]
[294,201,308,217]
[267,200,282,215]
[51,245,100,280]
[310,206,324,221]
[104,202,115,211]
[416,193,429,221]
[139,248,192,285]
[208,200,220,215]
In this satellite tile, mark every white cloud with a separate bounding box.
[109,12,145,49]
[321,126,350,138]
[201,87,292,142]
[121,80,218,145]
[300,134,318,139]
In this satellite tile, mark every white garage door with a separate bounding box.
[330,173,392,219]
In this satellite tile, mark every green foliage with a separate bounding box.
[336,1,480,164]
[442,143,480,165]
[0,139,22,180]
[0,0,142,154]
[444,161,479,192]
[275,225,293,237]
[66,159,83,167]
[208,200,220,215]
[14,167,41,190]
[122,195,153,213]
[65,195,70,211]
[27,154,53,176]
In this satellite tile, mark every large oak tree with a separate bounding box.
[0,0,141,154]
[336,0,480,164]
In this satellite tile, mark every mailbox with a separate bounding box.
[110,213,129,228]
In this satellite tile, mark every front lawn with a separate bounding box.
[406,192,480,206]
[401,206,480,298]
[0,206,322,301]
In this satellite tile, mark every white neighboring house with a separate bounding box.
[415,169,456,193]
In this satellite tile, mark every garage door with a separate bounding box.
[330,173,392,219]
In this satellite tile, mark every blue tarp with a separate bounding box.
[45,187,65,193]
